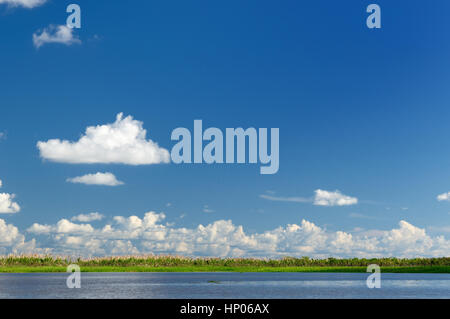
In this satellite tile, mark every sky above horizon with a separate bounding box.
[1,0,450,257]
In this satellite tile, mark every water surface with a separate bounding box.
[0,273,449,299]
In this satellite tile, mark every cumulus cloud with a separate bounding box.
[0,219,42,255]
[437,192,450,202]
[313,189,358,206]
[71,212,104,222]
[0,193,20,213]
[56,219,94,234]
[67,172,124,186]
[26,223,52,235]
[33,25,81,49]
[27,219,94,235]
[0,218,22,246]
[0,0,46,9]
[37,113,170,165]
[0,180,20,214]
[21,212,450,258]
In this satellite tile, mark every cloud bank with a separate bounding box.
[0,219,41,255]
[14,212,449,257]
[37,113,170,165]
[32,24,81,49]
[67,172,124,186]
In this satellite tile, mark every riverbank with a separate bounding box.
[1,256,449,273]
[1,265,450,273]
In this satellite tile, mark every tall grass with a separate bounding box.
[1,255,449,268]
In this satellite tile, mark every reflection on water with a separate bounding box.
[0,272,449,299]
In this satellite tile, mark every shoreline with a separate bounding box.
[1,266,449,273]
[2,256,449,273]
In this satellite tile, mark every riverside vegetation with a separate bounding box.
[0,255,449,273]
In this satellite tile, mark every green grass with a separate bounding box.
[1,255,449,273]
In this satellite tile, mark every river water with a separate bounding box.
[0,273,449,299]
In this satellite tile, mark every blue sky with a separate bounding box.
[1,0,450,257]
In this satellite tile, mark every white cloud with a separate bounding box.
[314,189,358,206]
[32,24,81,49]
[0,179,21,213]
[71,212,104,222]
[0,219,42,255]
[56,219,94,234]
[0,218,22,246]
[0,0,46,9]
[437,192,450,202]
[27,219,93,235]
[67,172,124,186]
[21,211,450,258]
[37,113,170,165]
[260,189,358,207]
[0,193,20,213]
[26,223,52,234]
